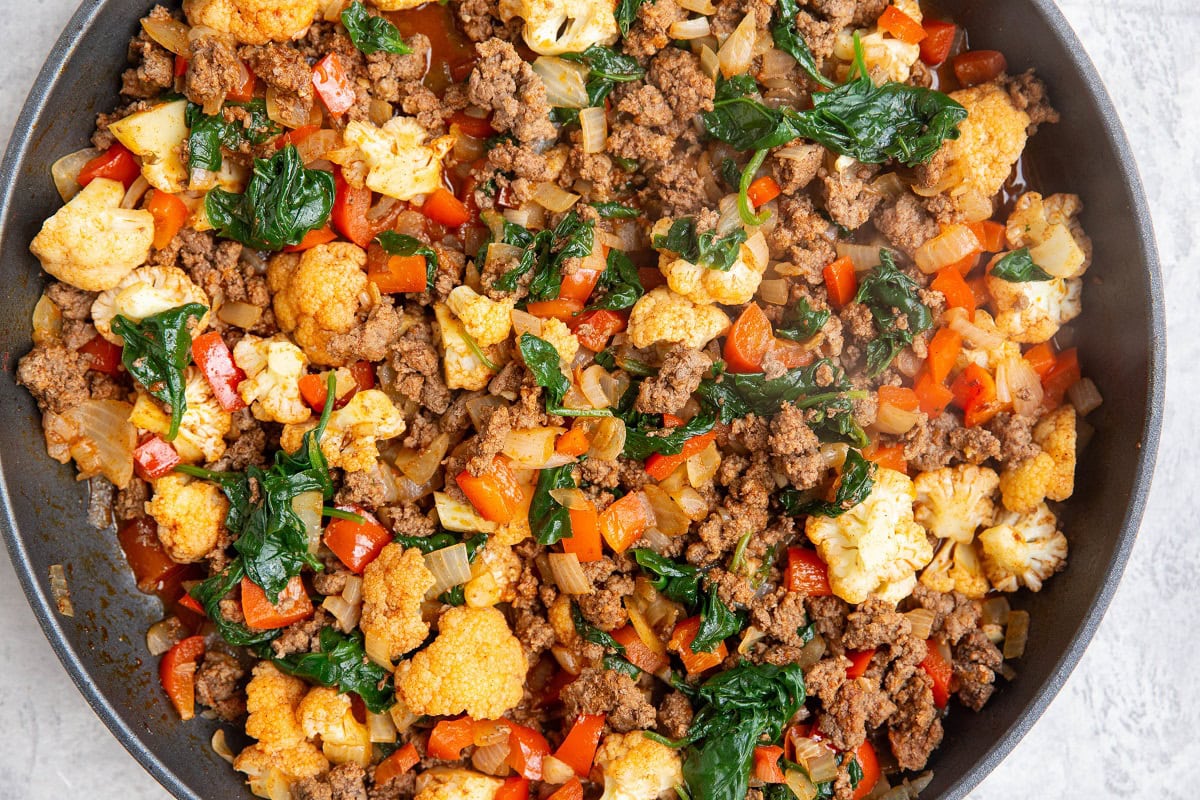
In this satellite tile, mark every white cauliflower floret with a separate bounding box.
[463,539,522,608]
[447,285,514,347]
[268,242,377,366]
[129,369,232,463]
[953,312,1017,371]
[806,467,934,604]
[30,178,154,291]
[343,118,454,202]
[653,220,769,307]
[106,99,189,192]
[987,266,1082,344]
[997,405,1077,512]
[235,664,328,797]
[297,688,372,767]
[920,539,989,599]
[835,29,921,83]
[280,389,405,473]
[145,474,229,563]
[940,83,1030,220]
[397,606,527,720]
[913,464,999,543]
[183,0,320,44]
[233,335,312,425]
[360,543,436,662]
[434,303,497,391]
[414,767,503,800]
[498,0,618,55]
[1006,192,1092,279]
[539,317,580,363]
[594,731,683,800]
[91,265,210,344]
[978,503,1068,592]
[627,287,731,350]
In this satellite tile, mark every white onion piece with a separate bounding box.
[398,432,449,484]
[217,300,262,329]
[121,176,152,209]
[1029,224,1083,278]
[836,241,886,272]
[744,230,769,268]
[531,57,590,108]
[995,354,1044,416]
[291,490,324,556]
[875,401,920,435]
[716,193,741,235]
[502,427,565,468]
[717,10,757,77]
[669,17,712,40]
[541,755,576,785]
[465,394,506,429]
[671,486,709,520]
[686,442,720,487]
[679,0,716,12]
[757,278,789,305]
[425,543,473,596]
[1003,610,1030,659]
[579,365,612,409]
[784,768,819,800]
[51,148,100,202]
[502,207,531,228]
[532,181,580,213]
[549,487,591,510]
[389,698,419,734]
[322,594,361,632]
[1068,377,1102,416]
[295,129,340,164]
[43,399,136,487]
[472,742,512,775]
[434,491,497,534]
[792,737,838,783]
[643,485,690,535]
[487,242,524,270]
[586,417,626,461]
[511,308,543,340]
[548,552,593,594]
[142,15,191,55]
[211,730,235,764]
[31,294,63,344]
[146,618,181,656]
[579,107,608,154]
[368,711,397,744]
[915,224,981,274]
[947,307,1005,350]
[905,608,936,640]
[820,442,849,470]
[981,597,1010,626]
[699,44,720,80]
[266,86,314,129]
[759,46,796,79]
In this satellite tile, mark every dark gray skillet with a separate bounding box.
[0,0,1165,797]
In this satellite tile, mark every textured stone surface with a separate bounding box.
[0,1,1196,798]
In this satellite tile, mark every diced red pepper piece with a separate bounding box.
[118,517,186,594]
[851,741,882,800]
[226,62,256,102]
[753,745,786,783]
[784,547,832,596]
[78,143,140,189]
[953,50,1008,87]
[746,175,782,207]
[495,776,530,800]
[191,331,247,412]
[146,190,189,250]
[241,575,315,630]
[845,648,876,679]
[449,110,496,138]
[312,53,356,116]
[324,505,392,573]
[283,225,337,252]
[823,256,858,307]
[558,268,602,304]
[506,721,551,779]
[724,303,774,374]
[421,187,472,227]
[668,616,727,674]
[134,434,181,481]
[160,635,205,720]
[78,334,122,374]
[919,20,957,65]
[428,716,478,760]
[598,491,651,554]
[374,743,420,786]
[878,6,927,44]
[547,778,583,800]
[554,714,606,777]
[456,457,523,524]
[920,639,953,708]
[643,431,717,482]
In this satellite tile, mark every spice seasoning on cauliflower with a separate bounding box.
[146,473,229,563]
[498,0,619,55]
[360,543,436,662]
[447,285,515,348]
[594,731,683,800]
[940,83,1030,218]
[626,287,731,349]
[183,0,321,44]
[280,389,405,472]
[413,767,504,800]
[343,118,455,202]
[269,242,376,366]
[296,687,373,767]
[235,663,329,792]
[978,503,1068,592]
[129,369,233,463]
[233,335,312,425]
[91,265,211,344]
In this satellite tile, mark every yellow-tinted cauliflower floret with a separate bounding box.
[594,731,683,800]
[434,303,497,391]
[91,265,210,344]
[463,539,522,608]
[978,503,1068,592]
[940,83,1030,220]
[233,335,312,425]
[30,178,154,291]
[269,242,376,366]
[997,451,1055,514]
[146,473,229,563]
[235,664,328,797]
[627,287,731,350]
[106,100,189,193]
[360,543,436,663]
[539,317,580,363]
[498,0,618,55]
[414,767,503,800]
[657,248,767,307]
[998,405,1076,513]
[920,538,989,600]
[183,0,320,44]
[397,606,526,719]
[913,464,999,543]
[343,118,454,201]
[297,687,372,767]
[806,467,933,604]
[987,264,1082,345]
[280,389,405,473]
[447,285,514,347]
[129,369,232,463]
[1006,192,1092,279]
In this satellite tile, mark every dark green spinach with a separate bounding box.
[493,212,595,301]
[777,448,875,517]
[614,0,647,36]
[519,333,613,418]
[188,560,280,647]
[341,1,411,54]
[653,216,747,272]
[855,249,933,376]
[529,464,576,546]
[112,303,207,441]
[393,531,457,553]
[990,247,1053,282]
[632,549,703,607]
[590,200,641,219]
[775,297,831,342]
[186,100,279,172]
[588,248,644,311]
[274,627,395,712]
[692,589,746,654]
[771,0,836,88]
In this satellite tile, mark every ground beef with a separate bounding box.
[752,587,810,647]
[642,157,709,218]
[806,594,850,652]
[295,763,368,800]
[327,300,404,366]
[577,571,635,632]
[488,140,553,182]
[44,282,95,320]
[608,121,675,165]
[385,323,451,414]
[1005,69,1060,134]
[623,0,687,58]
[466,405,512,476]
[241,42,314,128]
[335,469,389,510]
[818,677,896,751]
[888,672,943,770]
[156,230,274,332]
[769,195,839,283]
[368,769,415,800]
[270,609,330,657]
[647,48,715,119]
[121,7,176,99]
[843,597,910,650]
[560,667,656,733]
[17,342,89,414]
[903,412,1001,472]
[658,691,694,739]
[986,412,1042,465]
[770,143,824,195]
[909,585,981,645]
[696,455,772,560]
[467,40,556,144]
[874,193,939,255]
[805,656,848,705]
[456,0,518,43]
[364,32,430,98]
[634,345,711,415]
[769,404,824,489]
[185,33,244,111]
[381,503,438,539]
[194,651,245,721]
[820,163,882,231]
[614,83,673,127]
[114,477,150,522]
[953,629,1003,711]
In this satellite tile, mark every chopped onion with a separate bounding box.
[43,400,136,487]
[503,427,565,468]
[870,172,907,201]
[291,491,323,556]
[142,15,191,55]
[915,224,981,274]
[643,485,690,535]
[624,597,668,656]
[503,207,531,229]
[716,193,741,235]
[541,755,576,785]
[996,353,1044,416]
[579,107,607,154]
[679,0,716,12]
[784,768,819,800]
[452,126,487,162]
[363,711,397,745]
[397,432,450,484]
[669,17,712,40]
[745,230,768,268]
[510,308,543,341]
[31,294,63,344]
[548,552,593,595]
[699,44,720,80]
[586,417,626,461]
[946,307,1005,350]
[759,47,796,79]
[532,181,580,213]
[51,148,100,202]
[670,485,709,520]
[394,471,437,504]
[549,487,591,510]
[1030,224,1084,278]
[434,491,497,534]
[146,618,182,656]
[472,741,512,775]
[875,401,921,435]
[216,300,262,330]
[1004,610,1030,659]
[465,394,506,429]
[322,594,361,631]
[211,729,235,764]
[717,10,756,77]
[121,176,151,209]
[757,278,790,305]
[836,241,885,272]
[981,596,1011,626]
[820,442,849,470]
[797,632,826,668]
[425,543,473,596]
[579,365,613,409]
[531,57,590,108]
[792,736,837,783]
[905,608,936,640]
[266,86,315,129]
[389,698,419,734]
[686,442,721,487]
[551,644,583,675]
[639,527,673,553]
[1068,377,1102,416]
[295,129,340,164]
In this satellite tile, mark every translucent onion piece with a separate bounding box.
[295,129,340,164]
[502,427,565,469]
[624,597,668,655]
[548,552,593,594]
[217,300,262,330]
[669,17,712,40]
[686,442,721,488]
[671,486,709,521]
[394,471,436,504]
[894,348,922,378]
[699,44,720,80]
[679,0,716,12]
[472,741,512,775]
[716,193,741,235]
[189,167,218,192]
[44,400,136,487]
[579,365,612,409]
[759,47,796,79]
[639,526,673,553]
[836,241,887,272]
[1004,610,1030,659]
[342,574,363,606]
[322,594,361,632]
[291,490,323,556]
[551,644,583,675]
[502,207,531,228]
[425,543,473,596]
[531,57,590,108]
[549,487,591,510]
[31,294,63,344]
[368,711,398,744]
[465,394,506,429]
[51,148,100,202]
[541,755,576,785]
[642,484,690,535]
[758,278,789,305]
[820,442,849,470]
[452,125,487,162]
[945,307,1004,350]
[398,432,450,484]
[389,698,419,734]
[532,181,580,213]
[797,632,826,668]
[487,242,524,269]
[738,624,767,655]
[579,107,607,154]
[211,729,235,764]
[745,230,769,268]
[905,607,936,640]
[470,719,511,748]
[146,618,181,655]
[1068,377,1102,416]
[915,224,981,274]
[266,86,314,129]
[870,171,907,201]
[981,596,1011,626]
[875,401,921,435]
[717,10,756,76]
[792,737,838,783]
[434,491,497,534]
[996,353,1044,416]
[784,768,819,800]
[142,15,191,55]
[121,176,152,209]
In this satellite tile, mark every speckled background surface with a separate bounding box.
[0,0,1194,797]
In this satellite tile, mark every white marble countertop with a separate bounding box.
[1,1,1196,798]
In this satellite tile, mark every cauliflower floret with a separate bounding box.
[834,28,921,83]
[129,369,232,463]
[941,83,1030,220]
[987,267,1082,344]
[414,767,503,800]
[30,178,154,291]
[1005,192,1092,279]
[539,317,580,363]
[343,118,454,202]
[106,99,189,192]
[280,389,405,473]
[233,335,312,425]
[919,539,989,599]
[498,0,618,55]
[434,303,496,391]
[913,464,999,543]
[91,265,211,344]
[297,687,372,767]
[447,285,514,347]
[360,543,436,662]
[997,451,1055,514]
[594,731,683,800]
[183,0,320,44]
[145,473,229,563]
[653,220,769,307]
[463,540,522,608]
[268,243,377,366]
[627,287,731,350]
[998,406,1077,513]
[805,467,934,604]
[234,742,329,800]
[978,503,1068,592]
[397,606,527,719]
[235,663,328,798]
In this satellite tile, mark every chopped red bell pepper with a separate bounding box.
[324,505,392,573]
[611,625,669,674]
[78,334,123,374]
[117,517,185,594]
[374,743,420,785]
[134,434,181,481]
[241,575,315,630]
[644,430,717,481]
[554,714,606,777]
[1041,347,1080,409]
[823,256,858,308]
[845,648,876,680]
[753,745,786,784]
[78,142,140,189]
[331,170,375,248]
[953,50,1008,87]
[283,224,337,252]
[449,110,496,138]
[724,303,774,374]
[919,20,957,65]
[312,53,356,116]
[146,190,189,250]
[160,635,205,720]
[456,456,523,524]
[547,778,583,800]
[558,268,602,304]
[428,716,478,760]
[668,616,727,674]
[506,721,551,779]
[494,776,530,800]
[350,360,376,391]
[598,491,651,554]
[784,547,833,596]
[920,639,953,708]
[421,187,472,227]
[226,62,256,102]
[878,6,927,44]
[851,741,882,800]
[191,331,247,412]
[746,175,782,207]
[951,362,1001,427]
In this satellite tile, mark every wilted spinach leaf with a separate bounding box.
[588,248,644,310]
[393,531,457,553]
[590,200,641,219]
[990,247,1053,282]
[692,589,747,654]
[519,333,613,417]
[112,303,207,441]
[778,448,876,517]
[855,249,933,376]
[653,217,747,272]
[775,297,831,342]
[633,549,703,607]
[530,464,576,546]
[274,627,395,712]
[772,0,836,88]
[341,1,411,54]
[377,231,439,290]
[493,212,594,301]
[188,560,280,648]
[186,100,279,172]
[614,0,647,36]
[614,384,715,460]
